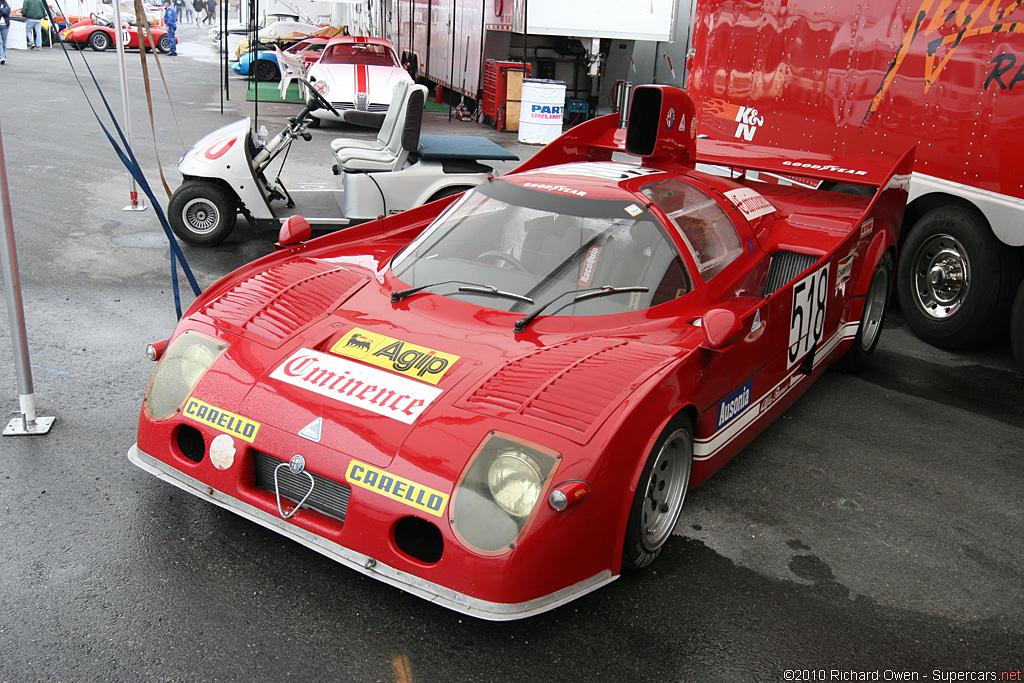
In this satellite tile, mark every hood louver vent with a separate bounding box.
[461,338,677,442]
[198,260,368,345]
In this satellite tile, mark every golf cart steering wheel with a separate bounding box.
[478,251,527,271]
[303,80,341,118]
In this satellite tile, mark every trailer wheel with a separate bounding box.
[168,181,238,247]
[1011,280,1024,374]
[896,206,1022,348]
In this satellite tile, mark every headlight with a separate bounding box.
[487,450,543,517]
[144,331,227,420]
[451,432,559,554]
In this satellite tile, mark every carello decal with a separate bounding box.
[330,328,460,385]
[866,0,1024,123]
[183,398,260,443]
[716,379,753,431]
[346,460,449,517]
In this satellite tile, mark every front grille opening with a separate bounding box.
[176,424,205,463]
[394,516,444,564]
[252,451,351,522]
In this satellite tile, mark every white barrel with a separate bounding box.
[518,79,567,145]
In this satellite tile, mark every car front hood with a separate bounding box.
[307,64,409,104]
[190,256,690,469]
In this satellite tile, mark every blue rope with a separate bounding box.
[46,2,202,318]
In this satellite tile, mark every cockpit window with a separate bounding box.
[641,178,741,281]
[390,180,691,317]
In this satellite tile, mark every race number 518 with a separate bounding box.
[788,264,829,368]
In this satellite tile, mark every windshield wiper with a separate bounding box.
[391,280,532,304]
[513,286,649,333]
[458,284,534,304]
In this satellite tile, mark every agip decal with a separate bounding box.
[330,328,460,385]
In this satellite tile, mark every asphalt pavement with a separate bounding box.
[0,23,1021,682]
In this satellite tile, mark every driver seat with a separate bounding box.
[329,80,411,155]
[334,84,427,173]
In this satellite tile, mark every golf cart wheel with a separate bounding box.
[254,59,280,82]
[168,181,238,247]
[158,35,171,53]
[88,31,110,51]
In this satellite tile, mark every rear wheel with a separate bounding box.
[837,251,893,371]
[896,206,1022,348]
[88,31,110,51]
[254,59,280,82]
[622,414,693,570]
[158,35,170,53]
[168,181,238,247]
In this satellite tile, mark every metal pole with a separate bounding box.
[113,1,147,211]
[0,116,55,437]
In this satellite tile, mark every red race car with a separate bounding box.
[58,13,170,53]
[129,86,913,620]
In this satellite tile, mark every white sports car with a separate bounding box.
[305,36,414,127]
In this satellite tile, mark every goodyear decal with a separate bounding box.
[716,379,753,431]
[330,328,459,385]
[183,398,260,443]
[346,460,449,517]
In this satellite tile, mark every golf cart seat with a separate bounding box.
[330,81,411,154]
[335,84,427,173]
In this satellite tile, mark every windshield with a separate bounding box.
[390,180,692,317]
[321,43,401,67]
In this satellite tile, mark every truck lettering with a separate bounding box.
[985,53,1024,90]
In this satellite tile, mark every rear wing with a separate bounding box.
[511,85,914,202]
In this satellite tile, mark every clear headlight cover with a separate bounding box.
[451,432,559,554]
[144,331,227,420]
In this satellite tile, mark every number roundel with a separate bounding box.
[788,264,830,368]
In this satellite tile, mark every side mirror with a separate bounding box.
[277,215,311,246]
[702,308,743,349]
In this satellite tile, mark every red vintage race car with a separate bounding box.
[58,13,170,53]
[129,86,913,620]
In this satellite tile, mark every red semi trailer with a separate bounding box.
[686,0,1024,370]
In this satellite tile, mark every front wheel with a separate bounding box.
[837,251,893,371]
[622,414,694,570]
[896,206,1022,348]
[88,31,110,51]
[254,59,280,82]
[168,181,238,247]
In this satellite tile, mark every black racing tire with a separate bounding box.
[1011,279,1024,375]
[157,35,171,53]
[426,185,473,204]
[622,414,693,571]
[168,181,238,247]
[88,31,111,51]
[896,206,1023,348]
[837,251,893,371]
[254,59,280,82]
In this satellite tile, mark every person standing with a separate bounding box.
[162,0,177,55]
[173,0,184,22]
[191,0,201,25]
[21,0,46,50]
[0,0,10,64]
